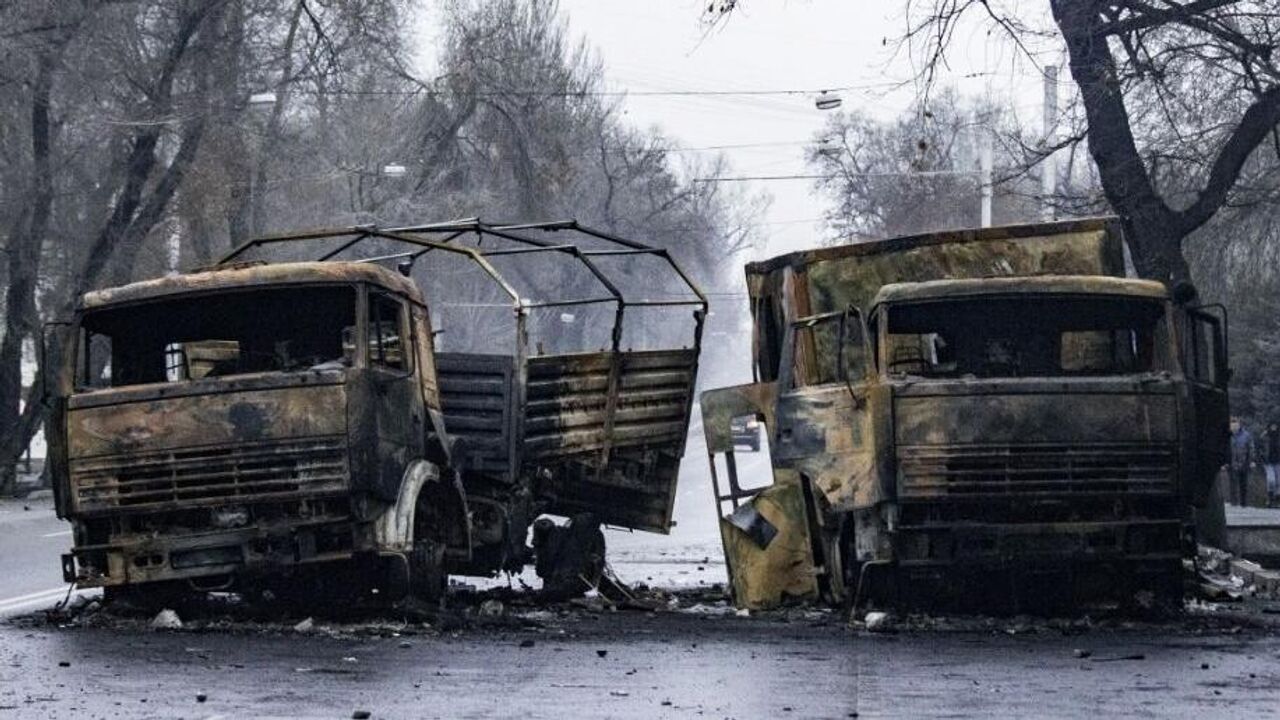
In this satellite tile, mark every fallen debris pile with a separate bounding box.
[16,549,1280,640]
[1197,545,1280,602]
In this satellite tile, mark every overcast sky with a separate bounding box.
[415,1,1058,259]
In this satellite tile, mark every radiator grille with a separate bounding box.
[70,436,348,513]
[898,443,1175,499]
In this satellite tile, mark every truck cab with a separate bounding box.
[49,261,463,598]
[701,219,1229,611]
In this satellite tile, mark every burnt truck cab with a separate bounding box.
[49,261,464,595]
[702,219,1230,610]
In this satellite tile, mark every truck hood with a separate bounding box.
[67,372,347,459]
[892,376,1178,446]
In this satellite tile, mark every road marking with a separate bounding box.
[0,588,68,611]
[41,529,72,538]
[0,587,94,616]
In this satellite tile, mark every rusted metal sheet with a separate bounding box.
[523,352,613,457]
[436,352,516,479]
[747,218,1125,324]
[70,436,348,514]
[610,349,699,450]
[893,383,1179,446]
[873,275,1166,306]
[719,481,819,608]
[68,382,348,459]
[82,261,421,309]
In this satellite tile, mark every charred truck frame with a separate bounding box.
[701,219,1229,611]
[48,220,706,599]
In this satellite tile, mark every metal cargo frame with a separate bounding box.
[220,219,708,533]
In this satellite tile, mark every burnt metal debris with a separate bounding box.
[701,217,1232,613]
[49,219,706,603]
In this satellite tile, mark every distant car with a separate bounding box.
[731,415,761,451]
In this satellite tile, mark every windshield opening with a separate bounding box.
[78,286,357,389]
[882,295,1170,379]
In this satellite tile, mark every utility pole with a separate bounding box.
[1041,65,1059,221]
[980,130,993,227]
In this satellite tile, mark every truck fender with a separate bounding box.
[374,459,470,556]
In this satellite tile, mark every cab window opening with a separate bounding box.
[75,285,357,389]
[881,295,1170,379]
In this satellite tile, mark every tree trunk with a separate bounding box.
[0,53,54,495]
[1051,0,1186,285]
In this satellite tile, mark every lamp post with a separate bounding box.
[246,92,277,236]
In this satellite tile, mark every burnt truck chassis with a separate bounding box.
[700,219,1229,613]
[53,220,706,597]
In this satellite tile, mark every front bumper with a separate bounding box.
[63,515,371,588]
[893,518,1184,568]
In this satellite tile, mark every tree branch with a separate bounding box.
[1177,84,1280,231]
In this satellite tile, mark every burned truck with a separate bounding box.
[48,220,705,601]
[701,218,1229,611]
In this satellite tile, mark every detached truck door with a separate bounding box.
[1184,306,1230,509]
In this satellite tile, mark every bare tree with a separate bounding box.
[0,0,766,493]
[710,2,1280,285]
[907,1,1280,284]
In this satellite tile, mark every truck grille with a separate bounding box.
[70,436,349,513]
[898,443,1175,499]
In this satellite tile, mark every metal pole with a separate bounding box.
[1041,65,1059,221]
[980,130,993,228]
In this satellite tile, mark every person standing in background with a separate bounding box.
[1265,421,1280,508]
[1230,417,1255,506]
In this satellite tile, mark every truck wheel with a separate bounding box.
[533,513,606,600]
[409,537,447,603]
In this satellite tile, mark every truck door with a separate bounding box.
[703,308,874,609]
[1183,306,1229,505]
[772,308,876,602]
[366,289,426,495]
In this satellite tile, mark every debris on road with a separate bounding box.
[863,611,893,633]
[149,609,182,630]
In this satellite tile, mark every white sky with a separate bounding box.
[413,1,1058,258]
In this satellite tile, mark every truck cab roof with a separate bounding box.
[870,275,1168,310]
[81,261,423,310]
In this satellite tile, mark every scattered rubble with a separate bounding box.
[149,609,182,630]
[11,551,1280,641]
[1198,544,1280,601]
[863,611,893,633]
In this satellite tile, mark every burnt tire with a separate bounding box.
[409,537,447,603]
[533,513,606,600]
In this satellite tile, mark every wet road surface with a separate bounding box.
[4,607,1280,718]
[4,433,1280,718]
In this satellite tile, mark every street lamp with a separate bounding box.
[248,91,278,107]
[814,91,842,111]
[246,91,277,236]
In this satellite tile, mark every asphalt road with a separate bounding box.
[0,495,88,617]
[4,604,1280,718]
[5,431,1280,718]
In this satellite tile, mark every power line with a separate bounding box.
[286,81,887,99]
[665,140,812,153]
[693,169,985,183]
